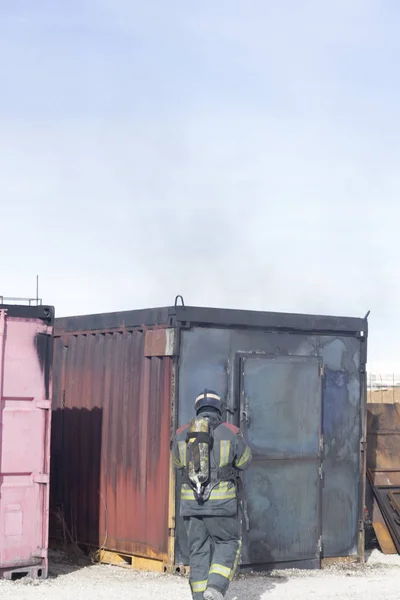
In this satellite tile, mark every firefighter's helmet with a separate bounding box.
[195,389,222,414]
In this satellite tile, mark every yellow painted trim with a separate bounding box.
[131,556,165,573]
[321,556,358,568]
[167,450,176,568]
[98,550,165,573]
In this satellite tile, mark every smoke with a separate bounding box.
[0,0,399,371]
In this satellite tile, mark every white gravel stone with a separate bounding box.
[0,550,399,600]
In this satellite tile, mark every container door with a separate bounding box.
[239,355,323,568]
[0,309,52,572]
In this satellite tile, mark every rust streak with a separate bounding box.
[50,327,173,559]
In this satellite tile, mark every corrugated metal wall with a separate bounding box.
[50,327,173,561]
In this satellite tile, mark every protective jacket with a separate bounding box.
[173,410,252,517]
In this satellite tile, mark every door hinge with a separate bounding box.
[319,435,324,454]
[319,364,325,378]
[37,325,52,336]
[37,400,51,410]
[319,465,324,480]
[241,393,250,427]
[317,536,322,554]
[32,549,48,559]
[34,474,49,484]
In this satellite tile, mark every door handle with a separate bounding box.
[241,409,250,426]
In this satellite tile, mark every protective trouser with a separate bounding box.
[184,515,241,600]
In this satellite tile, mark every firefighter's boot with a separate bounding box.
[204,588,224,600]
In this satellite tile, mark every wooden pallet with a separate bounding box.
[97,549,166,573]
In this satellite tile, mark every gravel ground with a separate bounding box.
[0,549,399,600]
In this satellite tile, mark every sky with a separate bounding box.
[0,0,399,372]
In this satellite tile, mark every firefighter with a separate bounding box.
[173,390,252,600]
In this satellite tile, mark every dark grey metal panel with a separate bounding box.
[177,328,230,427]
[242,461,320,565]
[320,336,363,557]
[174,306,366,334]
[174,328,231,564]
[0,304,54,323]
[176,326,363,566]
[55,304,367,336]
[240,356,322,565]
[55,307,172,333]
[241,356,321,458]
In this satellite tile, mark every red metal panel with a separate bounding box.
[50,327,173,561]
[367,403,400,471]
[366,404,400,554]
[0,309,53,579]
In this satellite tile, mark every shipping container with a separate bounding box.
[365,403,400,554]
[0,304,54,580]
[51,304,368,571]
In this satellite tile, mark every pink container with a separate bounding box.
[0,305,54,580]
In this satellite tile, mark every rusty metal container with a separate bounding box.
[0,304,54,580]
[51,305,367,571]
[50,317,174,570]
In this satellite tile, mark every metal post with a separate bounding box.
[0,310,7,398]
